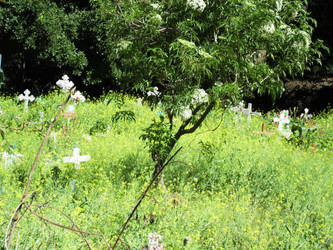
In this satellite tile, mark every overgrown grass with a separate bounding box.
[1,92,333,249]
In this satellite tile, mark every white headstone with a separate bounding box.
[18,89,35,111]
[63,147,90,169]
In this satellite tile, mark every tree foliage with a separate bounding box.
[0,0,326,94]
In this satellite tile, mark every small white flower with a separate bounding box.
[56,75,74,92]
[151,3,160,9]
[187,0,206,12]
[304,108,309,114]
[192,89,208,104]
[71,91,86,103]
[147,87,160,97]
[263,22,275,34]
[180,106,192,120]
[153,14,162,22]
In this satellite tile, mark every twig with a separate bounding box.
[29,204,93,249]
[112,146,183,249]
[5,89,75,250]
[24,204,111,249]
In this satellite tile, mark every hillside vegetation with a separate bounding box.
[1,92,333,249]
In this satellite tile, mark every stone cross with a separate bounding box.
[18,89,35,111]
[63,147,90,169]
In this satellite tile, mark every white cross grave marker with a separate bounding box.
[231,102,261,125]
[242,103,261,125]
[63,147,90,169]
[18,89,35,111]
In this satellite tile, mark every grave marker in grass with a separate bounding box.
[63,147,90,169]
[231,102,261,126]
[253,123,275,136]
[18,89,35,111]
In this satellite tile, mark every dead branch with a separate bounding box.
[24,204,111,249]
[29,204,92,249]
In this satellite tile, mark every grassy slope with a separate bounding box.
[0,92,333,249]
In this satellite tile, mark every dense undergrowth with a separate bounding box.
[0,91,333,249]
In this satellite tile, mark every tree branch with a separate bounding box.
[175,102,215,140]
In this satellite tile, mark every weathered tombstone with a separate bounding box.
[18,89,35,111]
[63,147,90,170]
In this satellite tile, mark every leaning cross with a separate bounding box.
[63,147,90,169]
[18,89,35,111]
